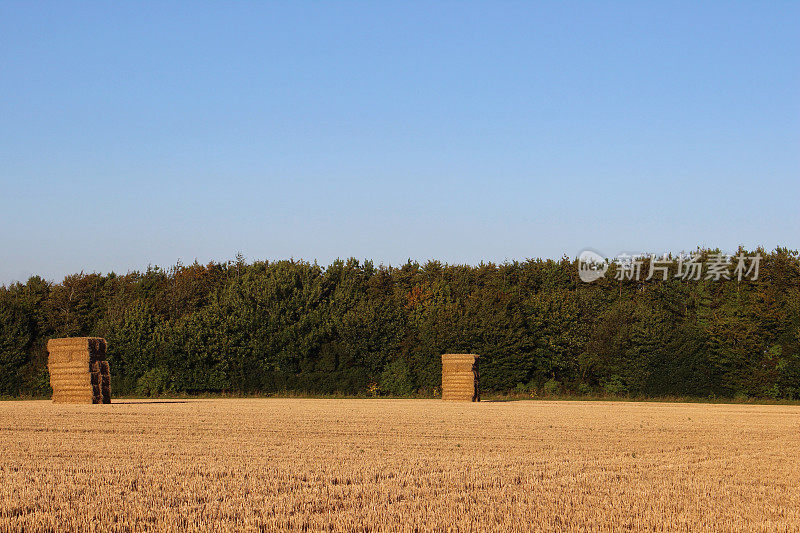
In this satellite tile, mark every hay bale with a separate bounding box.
[441,353,479,401]
[52,389,95,404]
[47,337,111,404]
[90,373,102,403]
[99,361,111,404]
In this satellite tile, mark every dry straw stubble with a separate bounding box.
[0,399,798,531]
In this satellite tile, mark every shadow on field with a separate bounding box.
[113,400,189,404]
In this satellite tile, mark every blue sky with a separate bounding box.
[1,1,798,284]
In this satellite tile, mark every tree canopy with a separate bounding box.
[1,249,798,399]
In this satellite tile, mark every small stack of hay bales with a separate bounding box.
[441,353,479,401]
[47,337,111,404]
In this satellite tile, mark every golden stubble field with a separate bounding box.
[0,399,798,532]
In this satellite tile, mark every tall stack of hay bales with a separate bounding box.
[441,353,479,401]
[47,337,111,404]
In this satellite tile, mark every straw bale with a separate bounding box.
[50,368,92,379]
[47,350,88,365]
[47,338,89,350]
[48,337,110,404]
[50,367,89,375]
[91,372,102,403]
[441,354,479,401]
[52,392,94,404]
[48,362,92,371]
[87,337,106,357]
[49,380,93,389]
[99,361,111,403]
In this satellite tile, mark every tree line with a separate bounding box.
[1,249,798,399]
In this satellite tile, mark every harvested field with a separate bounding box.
[0,399,798,532]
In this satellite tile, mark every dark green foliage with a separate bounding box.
[0,296,33,395]
[1,250,798,398]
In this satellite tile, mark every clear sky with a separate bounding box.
[1,1,798,284]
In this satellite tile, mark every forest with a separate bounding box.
[1,248,798,399]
